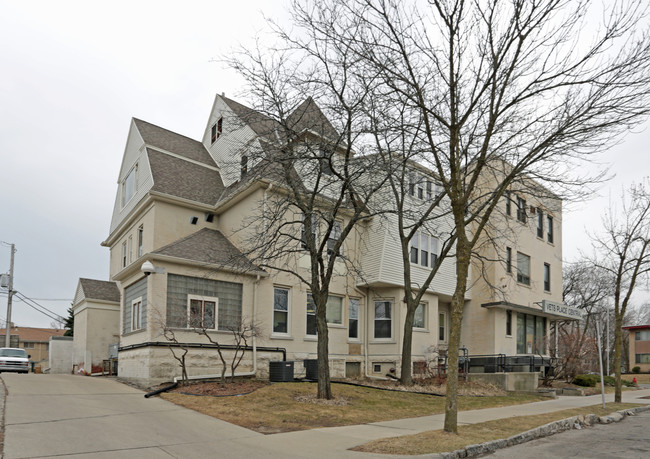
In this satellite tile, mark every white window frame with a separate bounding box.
[137,225,144,257]
[128,235,133,264]
[438,311,447,342]
[121,241,127,268]
[121,164,137,208]
[547,215,554,243]
[348,298,360,340]
[409,232,439,268]
[536,208,544,238]
[517,252,531,286]
[272,287,290,335]
[131,297,143,332]
[373,300,393,340]
[516,196,527,223]
[544,263,551,292]
[413,303,427,330]
[187,294,218,330]
[327,220,342,256]
[306,293,343,336]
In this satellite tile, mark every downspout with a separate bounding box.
[253,274,260,375]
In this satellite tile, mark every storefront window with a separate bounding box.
[517,313,546,354]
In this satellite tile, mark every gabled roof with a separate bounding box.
[79,278,120,303]
[133,118,216,166]
[221,96,282,144]
[286,97,340,141]
[152,228,265,275]
[148,148,224,205]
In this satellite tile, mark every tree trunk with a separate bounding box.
[316,299,332,399]
[443,238,471,434]
[614,310,624,403]
[400,301,416,386]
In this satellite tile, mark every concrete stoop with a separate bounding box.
[433,405,650,459]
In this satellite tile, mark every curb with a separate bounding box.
[433,405,650,459]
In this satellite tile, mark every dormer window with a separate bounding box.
[121,164,137,207]
[211,117,223,144]
[241,155,248,176]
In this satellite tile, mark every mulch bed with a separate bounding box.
[169,378,270,396]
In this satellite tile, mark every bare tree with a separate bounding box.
[590,181,650,402]
[555,260,613,381]
[195,317,260,386]
[239,0,650,432]
[161,327,190,386]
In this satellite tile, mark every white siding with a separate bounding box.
[202,95,261,187]
[109,121,154,234]
[73,281,85,306]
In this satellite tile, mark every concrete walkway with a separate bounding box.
[2,374,650,458]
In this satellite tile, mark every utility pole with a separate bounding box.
[606,310,610,376]
[4,244,15,347]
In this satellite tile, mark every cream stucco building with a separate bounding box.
[76,93,576,386]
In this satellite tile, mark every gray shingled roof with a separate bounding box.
[148,148,224,205]
[286,97,340,141]
[133,118,215,166]
[152,228,265,275]
[221,96,282,144]
[79,278,120,303]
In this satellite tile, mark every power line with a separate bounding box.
[12,292,65,322]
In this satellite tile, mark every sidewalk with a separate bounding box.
[228,388,650,458]
[2,374,649,458]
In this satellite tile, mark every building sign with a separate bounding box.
[541,300,584,320]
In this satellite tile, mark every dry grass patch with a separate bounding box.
[622,373,650,384]
[353,403,641,455]
[160,381,546,434]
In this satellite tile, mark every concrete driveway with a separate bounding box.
[1,374,267,458]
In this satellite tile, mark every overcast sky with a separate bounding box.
[0,1,648,328]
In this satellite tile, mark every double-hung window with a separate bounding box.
[505,191,511,216]
[306,294,343,335]
[273,287,289,334]
[121,242,127,268]
[131,298,142,331]
[547,215,554,243]
[327,221,342,256]
[544,263,551,292]
[506,247,512,273]
[121,164,137,207]
[536,208,544,238]
[516,196,527,223]
[374,300,392,339]
[439,311,446,341]
[517,252,531,285]
[211,117,223,143]
[301,213,317,249]
[137,225,144,257]
[413,303,426,329]
[349,299,359,339]
[188,296,216,330]
[410,232,439,268]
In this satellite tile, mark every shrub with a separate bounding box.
[632,366,641,374]
[573,374,598,387]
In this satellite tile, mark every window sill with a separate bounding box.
[348,339,362,344]
[270,334,294,340]
[122,328,146,337]
[412,328,429,333]
[370,339,396,344]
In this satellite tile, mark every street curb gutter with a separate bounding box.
[432,405,650,459]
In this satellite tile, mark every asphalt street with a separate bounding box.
[488,409,650,458]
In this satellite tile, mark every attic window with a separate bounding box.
[241,155,248,176]
[211,117,223,144]
[121,164,137,207]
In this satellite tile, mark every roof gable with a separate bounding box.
[133,118,216,167]
[152,228,265,275]
[78,278,120,303]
